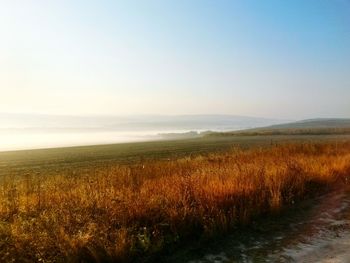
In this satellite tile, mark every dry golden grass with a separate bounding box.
[1,142,350,262]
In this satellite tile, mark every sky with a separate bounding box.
[1,0,349,119]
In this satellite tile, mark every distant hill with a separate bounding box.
[206,118,350,136]
[260,118,350,129]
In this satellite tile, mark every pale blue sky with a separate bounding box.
[1,0,349,119]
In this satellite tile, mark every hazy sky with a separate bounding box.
[1,0,349,119]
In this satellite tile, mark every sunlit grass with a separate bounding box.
[1,142,350,262]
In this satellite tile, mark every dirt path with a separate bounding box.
[170,188,350,263]
[268,189,350,263]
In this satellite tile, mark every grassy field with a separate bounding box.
[0,134,350,262]
[1,134,349,177]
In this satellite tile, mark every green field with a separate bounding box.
[1,134,349,177]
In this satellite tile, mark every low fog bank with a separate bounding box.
[0,113,288,151]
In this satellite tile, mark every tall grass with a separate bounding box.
[1,142,350,262]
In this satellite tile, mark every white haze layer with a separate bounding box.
[0,114,286,151]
